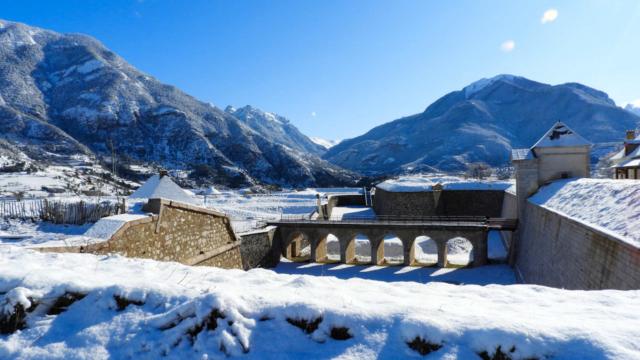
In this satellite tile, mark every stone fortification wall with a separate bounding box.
[500,192,517,248]
[39,199,244,270]
[373,188,505,217]
[326,194,366,218]
[514,202,640,290]
[238,227,280,269]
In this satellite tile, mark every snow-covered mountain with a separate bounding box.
[0,19,355,187]
[625,103,640,117]
[225,105,326,156]
[324,75,640,174]
[310,137,340,150]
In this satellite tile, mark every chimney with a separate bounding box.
[159,169,168,178]
[626,130,636,141]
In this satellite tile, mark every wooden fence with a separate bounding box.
[0,198,125,225]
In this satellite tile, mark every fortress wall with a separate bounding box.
[514,201,640,290]
[500,192,518,247]
[37,199,255,270]
[326,194,366,218]
[373,188,505,217]
[238,227,280,269]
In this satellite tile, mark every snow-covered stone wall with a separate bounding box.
[238,227,280,269]
[514,201,640,290]
[38,199,245,269]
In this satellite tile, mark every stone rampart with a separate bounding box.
[373,188,505,217]
[238,227,280,269]
[38,199,244,270]
[326,194,366,218]
[514,201,640,290]
[499,191,517,249]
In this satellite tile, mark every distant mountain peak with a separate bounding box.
[325,75,640,175]
[310,137,340,149]
[463,74,525,98]
[624,102,640,117]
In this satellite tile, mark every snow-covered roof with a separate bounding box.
[532,121,591,148]
[376,175,513,192]
[128,174,199,205]
[530,178,640,248]
[511,148,533,161]
[615,158,640,168]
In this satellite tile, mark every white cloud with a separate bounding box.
[500,40,516,52]
[541,8,559,24]
[311,111,317,117]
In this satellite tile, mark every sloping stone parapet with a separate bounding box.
[35,198,251,270]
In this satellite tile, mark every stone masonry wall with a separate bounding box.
[500,192,517,248]
[38,199,244,270]
[514,201,640,290]
[238,227,280,269]
[374,188,505,217]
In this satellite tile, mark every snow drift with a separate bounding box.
[0,247,638,359]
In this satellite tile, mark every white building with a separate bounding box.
[511,121,591,217]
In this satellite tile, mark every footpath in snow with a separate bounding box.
[1,247,639,359]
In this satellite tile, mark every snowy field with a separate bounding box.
[1,247,639,359]
[202,188,360,233]
[0,165,134,199]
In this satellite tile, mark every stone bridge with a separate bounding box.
[268,217,517,268]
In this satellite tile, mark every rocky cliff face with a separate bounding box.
[0,19,355,187]
[324,75,640,174]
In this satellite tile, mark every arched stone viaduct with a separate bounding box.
[269,218,516,268]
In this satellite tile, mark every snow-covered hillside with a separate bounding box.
[0,19,354,188]
[310,137,340,150]
[324,75,640,174]
[1,247,638,359]
[625,102,640,117]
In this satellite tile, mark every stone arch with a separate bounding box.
[351,233,372,264]
[412,235,439,266]
[445,236,474,267]
[381,233,404,265]
[284,231,311,262]
[315,233,341,262]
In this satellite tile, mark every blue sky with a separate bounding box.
[2,0,640,139]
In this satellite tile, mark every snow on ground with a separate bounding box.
[530,178,640,248]
[328,206,376,220]
[377,175,513,192]
[0,219,92,247]
[0,247,638,359]
[276,259,515,286]
[203,189,359,233]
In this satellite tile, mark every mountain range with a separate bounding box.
[0,19,355,188]
[1,19,639,187]
[324,75,640,174]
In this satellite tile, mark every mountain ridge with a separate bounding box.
[324,74,640,174]
[0,19,356,188]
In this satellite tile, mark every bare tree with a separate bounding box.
[465,162,492,180]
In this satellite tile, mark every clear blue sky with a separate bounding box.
[2,0,640,140]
